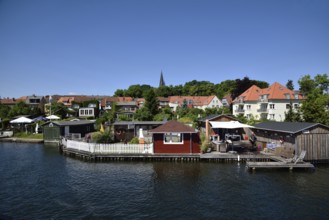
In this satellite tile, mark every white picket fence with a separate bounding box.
[64,139,153,154]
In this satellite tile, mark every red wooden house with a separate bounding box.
[149,120,200,154]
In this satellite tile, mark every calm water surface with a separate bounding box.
[1,142,329,219]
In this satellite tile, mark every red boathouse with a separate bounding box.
[149,120,200,154]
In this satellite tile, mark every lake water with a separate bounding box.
[1,142,329,219]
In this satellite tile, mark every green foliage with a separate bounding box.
[298,75,316,95]
[200,131,210,153]
[129,137,139,144]
[297,74,329,125]
[9,101,33,117]
[286,80,294,90]
[91,131,113,143]
[215,80,236,99]
[231,77,269,100]
[134,107,152,121]
[50,102,69,119]
[144,89,159,116]
[300,88,329,124]
[14,132,43,139]
[284,103,302,122]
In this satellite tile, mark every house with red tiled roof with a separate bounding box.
[233,82,304,121]
[168,95,222,111]
[149,120,200,154]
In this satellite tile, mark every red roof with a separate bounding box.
[235,82,303,102]
[149,120,197,133]
[169,96,215,106]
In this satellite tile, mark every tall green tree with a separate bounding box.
[215,80,236,99]
[300,88,329,125]
[284,103,302,122]
[9,101,33,117]
[144,89,159,116]
[298,75,316,95]
[286,80,294,90]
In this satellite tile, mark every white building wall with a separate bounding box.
[233,100,302,121]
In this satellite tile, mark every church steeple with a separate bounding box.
[159,71,165,87]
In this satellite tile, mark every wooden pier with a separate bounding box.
[246,161,315,170]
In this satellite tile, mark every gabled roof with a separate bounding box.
[101,97,133,107]
[113,121,165,126]
[263,82,303,100]
[236,85,262,101]
[199,114,237,122]
[234,82,303,102]
[254,122,329,134]
[169,96,217,106]
[42,120,95,127]
[149,120,197,133]
[0,98,18,105]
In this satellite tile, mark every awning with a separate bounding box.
[209,121,254,129]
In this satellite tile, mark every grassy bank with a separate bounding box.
[14,132,43,139]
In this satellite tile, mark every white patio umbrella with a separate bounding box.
[46,115,60,120]
[10,116,33,124]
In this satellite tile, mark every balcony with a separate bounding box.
[258,98,268,103]
[257,108,268,113]
[235,109,245,113]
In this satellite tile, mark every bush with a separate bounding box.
[129,137,139,144]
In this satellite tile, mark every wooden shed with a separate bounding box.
[43,120,95,143]
[253,122,329,162]
[149,120,200,154]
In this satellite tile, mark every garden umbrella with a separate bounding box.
[10,116,33,124]
[46,115,60,120]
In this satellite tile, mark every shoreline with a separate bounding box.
[0,137,44,143]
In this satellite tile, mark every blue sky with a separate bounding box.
[1,0,328,98]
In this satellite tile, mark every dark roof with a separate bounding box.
[149,120,197,133]
[113,121,165,126]
[254,122,329,134]
[42,120,95,127]
[199,114,236,122]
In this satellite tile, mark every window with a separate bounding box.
[294,104,299,109]
[269,104,275,109]
[246,105,251,110]
[286,104,291,109]
[80,109,84,115]
[164,133,183,144]
[89,109,93,115]
[85,110,88,115]
[269,114,275,120]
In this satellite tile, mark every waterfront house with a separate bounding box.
[149,120,200,154]
[43,120,95,143]
[253,122,329,162]
[232,82,303,121]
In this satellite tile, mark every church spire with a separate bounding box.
[159,71,165,87]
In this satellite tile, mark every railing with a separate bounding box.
[257,108,268,112]
[258,98,268,103]
[63,138,154,154]
[235,109,245,113]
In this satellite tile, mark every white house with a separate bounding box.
[233,82,303,121]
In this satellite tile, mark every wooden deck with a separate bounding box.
[246,161,315,170]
